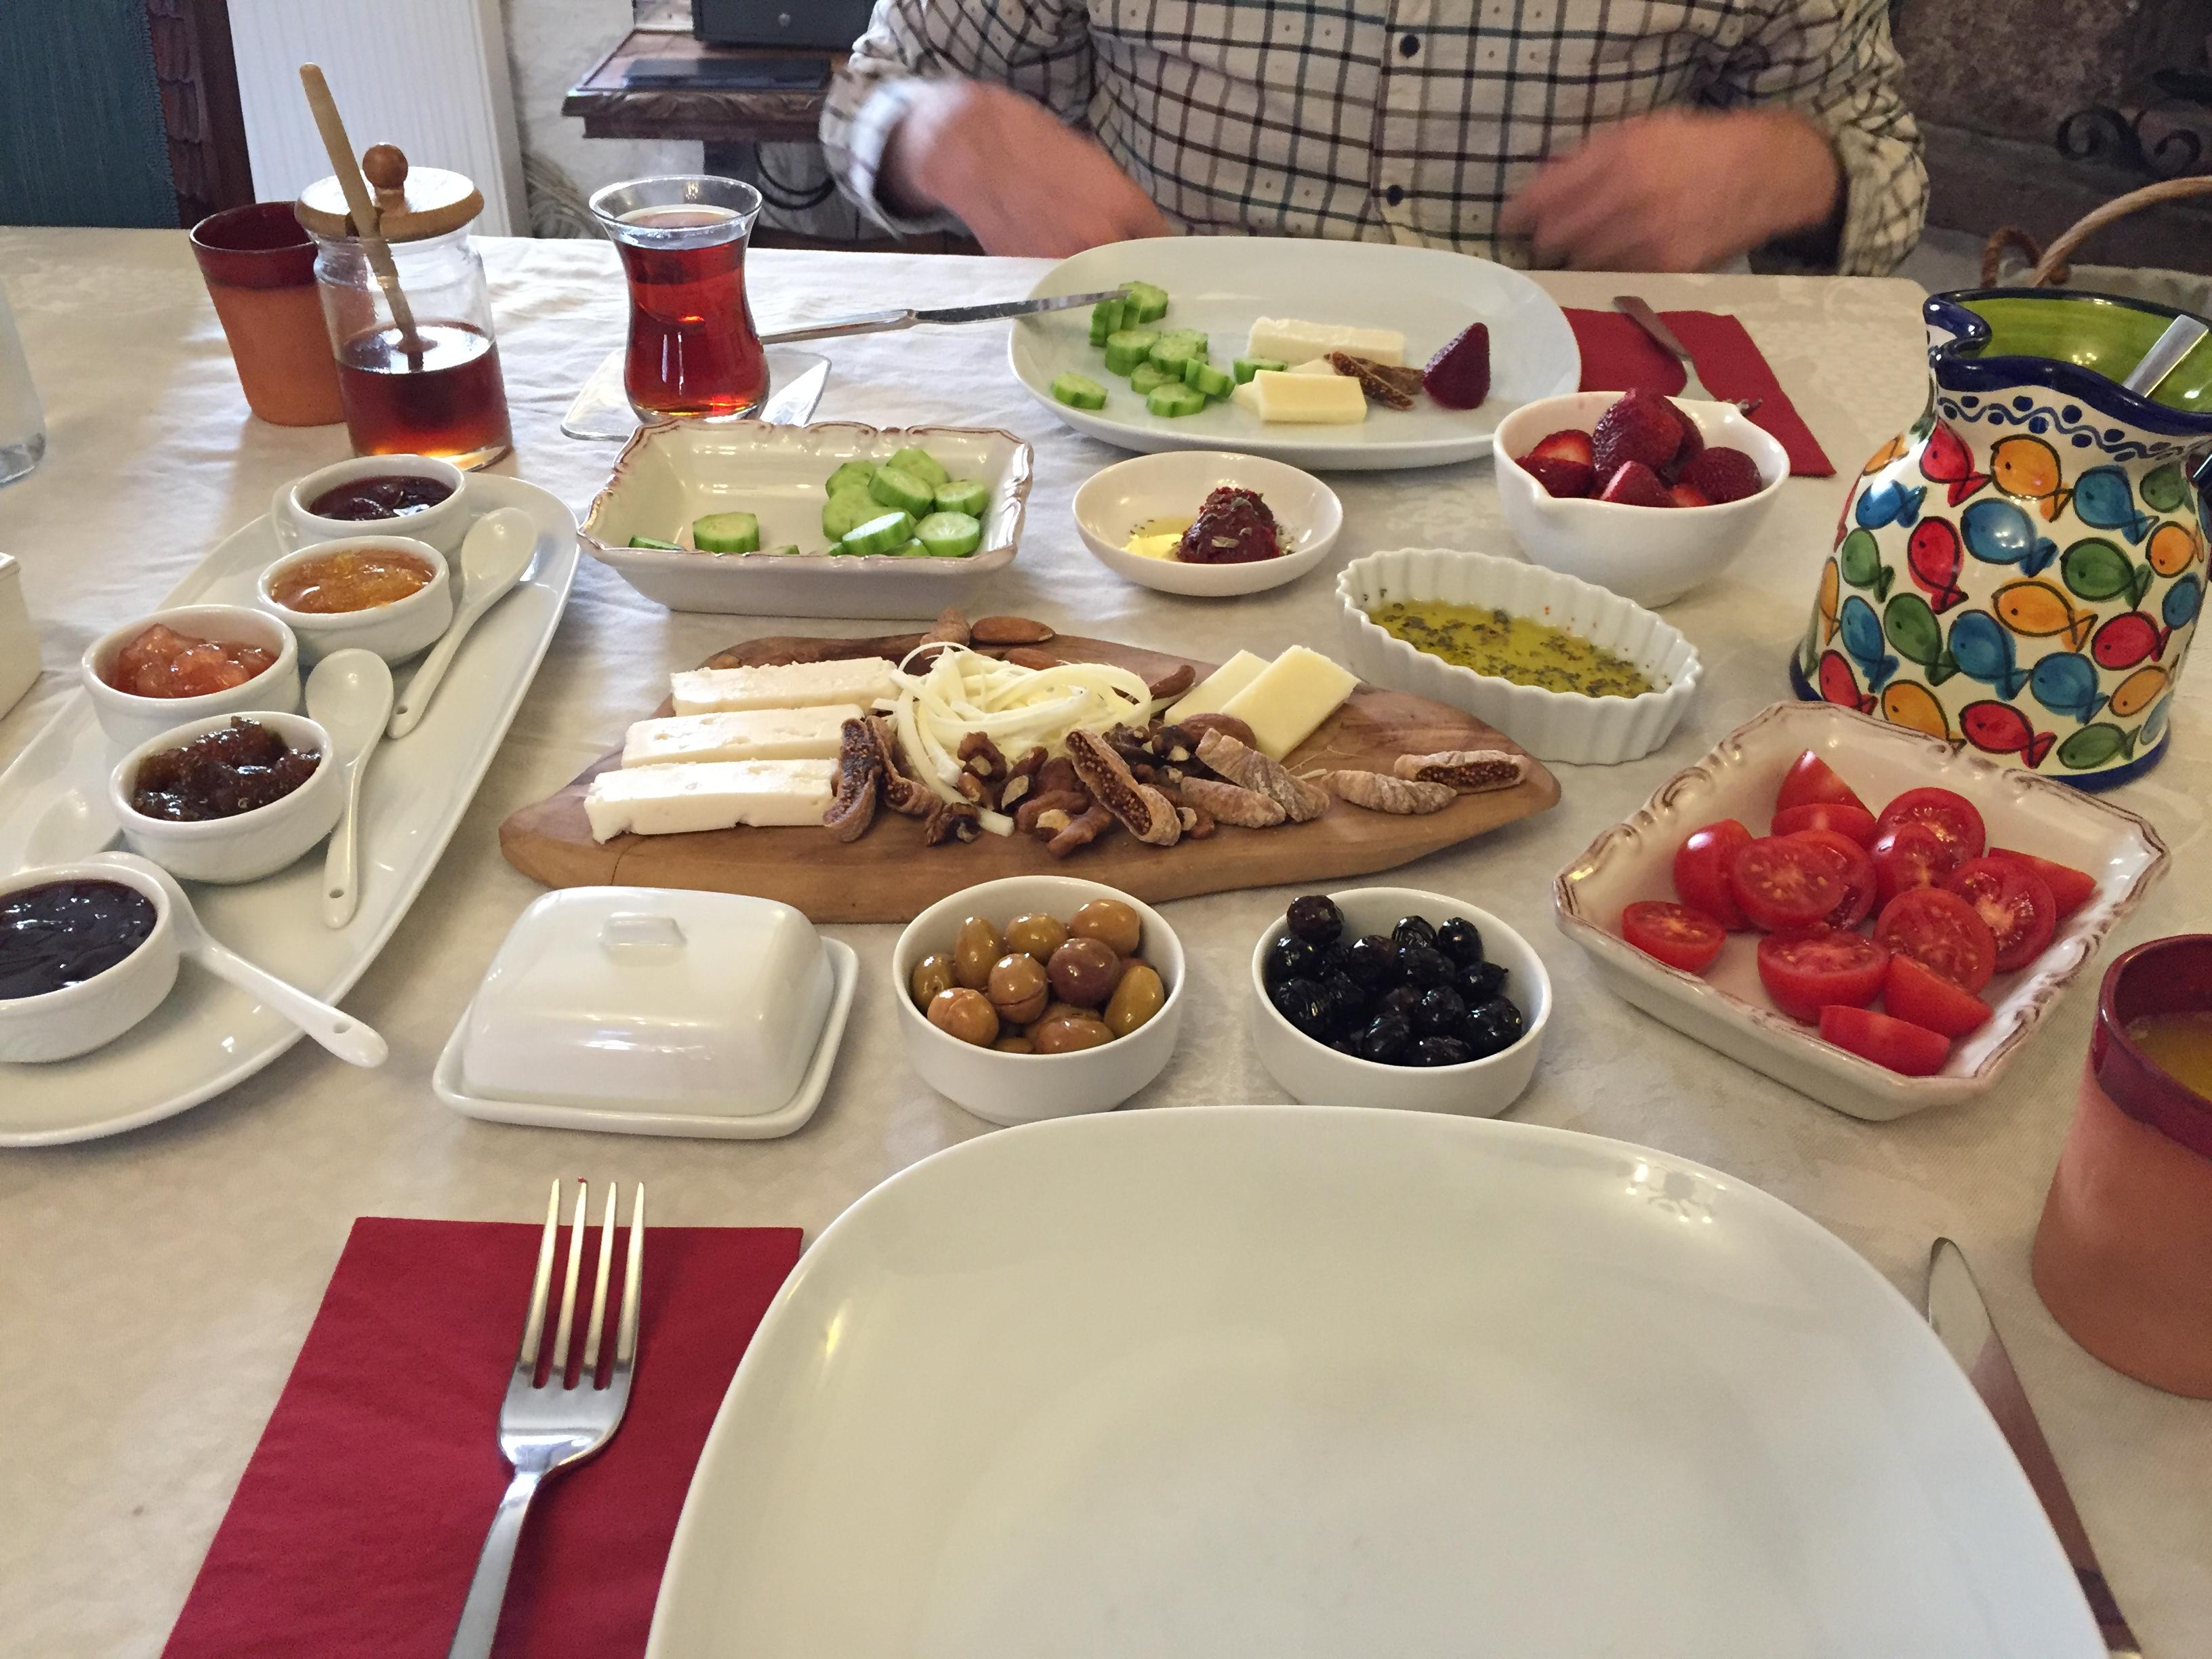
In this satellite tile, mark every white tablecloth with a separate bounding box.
[1,230,2206,1654]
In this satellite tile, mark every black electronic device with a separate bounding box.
[622,56,831,90]
[691,0,876,50]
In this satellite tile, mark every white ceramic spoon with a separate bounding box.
[387,507,537,739]
[90,851,388,1067]
[305,649,394,930]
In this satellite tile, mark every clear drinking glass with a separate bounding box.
[589,176,768,420]
[0,287,47,486]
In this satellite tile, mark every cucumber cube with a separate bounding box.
[1184,358,1235,398]
[628,534,682,551]
[823,487,882,540]
[1147,329,1208,371]
[1119,281,1170,323]
[1146,384,1208,418]
[868,464,937,516]
[1051,371,1108,410]
[1103,328,1160,375]
[692,511,760,554]
[914,510,983,558]
[1233,356,1288,383]
[840,510,914,556]
[825,460,877,497]
[1088,297,1128,345]
[888,445,949,487]
[887,539,929,557]
[1128,362,1175,394]
[934,478,990,516]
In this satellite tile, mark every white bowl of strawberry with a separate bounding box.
[1493,390,1788,608]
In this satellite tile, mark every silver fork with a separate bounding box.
[448,1180,645,1659]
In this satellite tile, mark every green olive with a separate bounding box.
[909,952,956,1010]
[1104,962,1166,1037]
[1004,912,1069,964]
[953,915,1004,990]
[987,953,1050,1024]
[927,987,1000,1047]
[1033,1014,1114,1054]
[1070,897,1142,958]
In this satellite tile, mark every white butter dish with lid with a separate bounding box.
[435,886,853,1138]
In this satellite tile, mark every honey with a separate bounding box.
[270,546,435,614]
[1366,599,1660,698]
[2124,1009,2212,1101]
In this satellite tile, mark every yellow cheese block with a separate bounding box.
[1167,649,1271,722]
[1230,370,1366,426]
[1218,644,1359,759]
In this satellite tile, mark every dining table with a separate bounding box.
[1,226,2207,1656]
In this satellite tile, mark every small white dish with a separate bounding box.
[892,875,1186,1126]
[257,535,453,666]
[271,453,470,556]
[1071,449,1341,596]
[0,859,179,1063]
[1249,886,1549,1115]
[1552,701,2171,1121]
[1492,392,1789,608]
[108,710,342,884]
[80,603,300,751]
[582,419,1033,619]
[1336,546,1700,764]
[0,553,39,720]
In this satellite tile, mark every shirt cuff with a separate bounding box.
[838,79,960,239]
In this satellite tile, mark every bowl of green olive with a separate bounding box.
[893,875,1187,1125]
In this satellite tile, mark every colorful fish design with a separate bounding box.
[2148,520,2201,578]
[1881,680,1950,741]
[2027,651,2106,724]
[1839,594,1898,691]
[2071,466,2155,546]
[1856,479,1926,531]
[2060,537,2154,607]
[1990,435,2072,521]
[1816,649,1876,714]
[1961,700,2055,769]
[1814,556,1840,646]
[2144,693,2173,750]
[1993,579,2095,651]
[2140,462,2190,514]
[1904,520,1964,613]
[1883,592,1959,685]
[1961,498,2058,576]
[2057,722,2139,771]
[1838,529,1893,600]
[1862,433,1909,475]
[2090,611,2163,672]
[1948,610,2029,699]
[2165,573,2203,632]
[2110,665,2169,720]
[1919,420,1990,506]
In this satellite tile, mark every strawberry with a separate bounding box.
[1422,323,1490,409]
[1598,461,1675,507]
[1591,388,1683,478]
[1521,455,1597,497]
[1668,479,1713,508]
[1527,428,1595,466]
[1662,401,1704,481]
[1683,445,1765,504]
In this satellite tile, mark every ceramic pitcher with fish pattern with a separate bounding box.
[1794,289,2212,787]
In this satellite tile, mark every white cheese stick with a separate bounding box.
[1231,370,1366,426]
[1219,644,1359,759]
[621,705,863,769]
[1246,318,1406,367]
[584,759,836,842]
[670,657,897,716]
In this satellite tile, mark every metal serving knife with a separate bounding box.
[1926,1238,2144,1657]
[760,289,1126,346]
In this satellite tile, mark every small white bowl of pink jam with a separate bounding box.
[81,604,302,750]
[257,534,453,665]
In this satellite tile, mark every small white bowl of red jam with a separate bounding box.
[257,534,453,665]
[81,603,302,750]
[273,454,470,555]
[0,860,180,1063]
[1072,449,1341,598]
[107,711,344,884]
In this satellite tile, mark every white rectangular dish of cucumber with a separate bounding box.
[620,440,995,559]
[0,473,580,1146]
[1010,237,1580,470]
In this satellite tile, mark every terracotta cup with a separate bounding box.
[189,203,345,427]
[2033,933,2212,1397]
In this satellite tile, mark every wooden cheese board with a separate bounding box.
[501,629,1561,922]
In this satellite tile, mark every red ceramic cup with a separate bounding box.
[2032,934,2212,1397]
[190,203,345,427]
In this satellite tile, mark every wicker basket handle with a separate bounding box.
[2007,177,2212,287]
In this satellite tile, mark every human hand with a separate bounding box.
[880,79,1172,255]
[1500,107,1842,271]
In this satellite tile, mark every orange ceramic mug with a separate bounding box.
[2033,934,2212,1397]
[190,203,345,427]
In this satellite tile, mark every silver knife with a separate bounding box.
[760,289,1126,346]
[1926,1239,2144,1657]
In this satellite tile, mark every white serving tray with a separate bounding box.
[644,1107,2100,1658]
[1553,701,2170,1121]
[0,476,579,1145]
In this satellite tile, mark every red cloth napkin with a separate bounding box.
[1566,308,1834,476]
[164,1216,802,1659]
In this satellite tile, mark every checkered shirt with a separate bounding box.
[821,0,1927,275]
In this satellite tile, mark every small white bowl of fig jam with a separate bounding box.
[0,860,180,1063]
[257,534,453,665]
[108,711,343,884]
[81,603,302,750]
[273,454,468,554]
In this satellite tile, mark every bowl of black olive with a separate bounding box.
[1248,887,1549,1115]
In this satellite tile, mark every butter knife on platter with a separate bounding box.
[759,289,1126,346]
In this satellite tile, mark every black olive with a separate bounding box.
[1270,976,1333,1038]
[1286,895,1345,945]
[1320,972,1369,1033]
[1391,916,1437,951]
[1357,1014,1414,1063]
[1397,942,1454,989]
[1461,997,1526,1058]
[1412,1035,1473,1067]
[1328,1033,1366,1057]
[1457,960,1508,1002]
[1265,933,1322,989]
[1434,917,1485,966]
[1376,983,1422,1021]
[1315,940,1353,979]
[1414,985,1467,1035]
[1343,933,1395,987]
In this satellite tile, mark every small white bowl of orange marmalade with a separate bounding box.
[256,535,452,665]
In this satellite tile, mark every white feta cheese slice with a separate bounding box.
[1245,318,1407,367]
[584,759,837,841]
[669,657,897,716]
[620,705,863,768]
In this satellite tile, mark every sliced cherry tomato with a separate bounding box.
[1757,928,1889,1023]
[1622,900,1727,973]
[1729,836,1847,933]
[1875,888,1996,994]
[1944,855,2055,972]
[1786,827,1877,928]
[1818,1005,1952,1076]
[1883,953,1992,1038]
[1869,820,1963,907]
[1673,819,1753,930]
[1874,786,1986,861]
[1988,847,2097,919]
[1771,801,1879,846]
[1776,750,1868,816]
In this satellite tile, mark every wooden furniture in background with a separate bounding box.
[146,0,254,226]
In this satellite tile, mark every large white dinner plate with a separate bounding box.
[0,476,579,1145]
[1009,237,1580,471]
[647,1107,2097,1658]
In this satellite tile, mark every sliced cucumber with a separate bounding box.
[1119,281,1169,324]
[914,510,983,558]
[628,533,682,551]
[1103,328,1160,375]
[1147,329,1208,371]
[1051,371,1108,410]
[1128,362,1176,395]
[825,460,876,497]
[1088,296,1128,345]
[868,464,937,516]
[692,510,760,554]
[823,487,882,540]
[1233,356,1287,384]
[841,510,914,556]
[934,477,990,515]
[1146,383,1208,419]
[773,544,803,557]
[888,445,949,487]
[886,539,928,557]
[1184,358,1235,398]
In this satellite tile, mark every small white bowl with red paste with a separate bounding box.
[1072,449,1342,598]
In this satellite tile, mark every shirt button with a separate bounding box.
[1399,32,1420,56]
[1385,184,1406,206]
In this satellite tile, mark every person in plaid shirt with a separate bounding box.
[821,1,1925,276]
